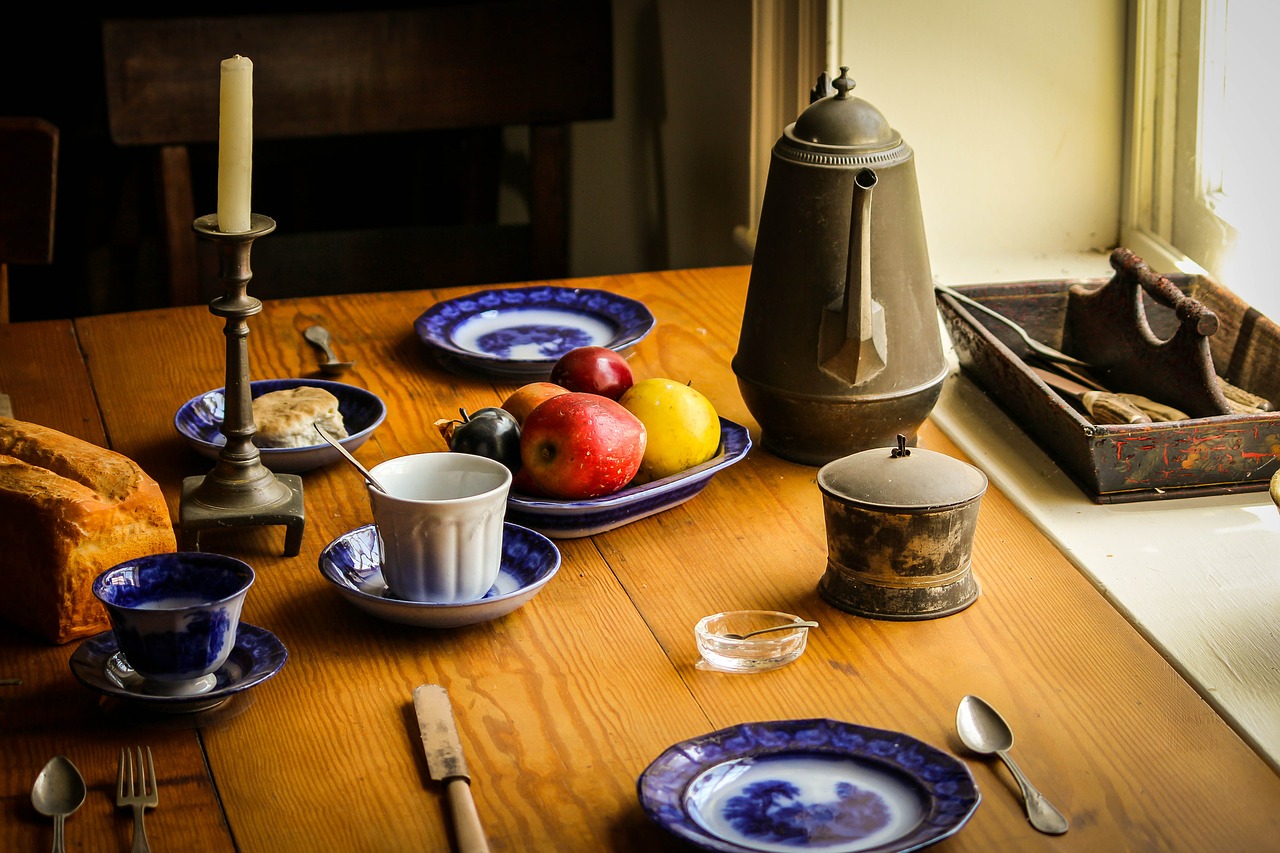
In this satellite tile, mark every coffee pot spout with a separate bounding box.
[819,167,886,385]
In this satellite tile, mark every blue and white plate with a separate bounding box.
[175,378,387,474]
[69,623,288,714]
[414,285,656,378]
[639,719,980,853]
[506,418,752,539]
[318,522,561,628]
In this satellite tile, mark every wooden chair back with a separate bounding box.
[0,117,58,323]
[101,3,613,306]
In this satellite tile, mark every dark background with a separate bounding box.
[3,6,512,321]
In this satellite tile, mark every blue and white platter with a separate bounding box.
[506,417,751,539]
[414,285,656,378]
[69,623,288,714]
[318,522,561,628]
[638,719,980,853]
[175,377,387,474]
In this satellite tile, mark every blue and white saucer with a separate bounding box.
[414,285,656,378]
[69,623,288,714]
[639,719,980,853]
[318,522,561,628]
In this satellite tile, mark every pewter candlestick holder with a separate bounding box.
[178,213,305,556]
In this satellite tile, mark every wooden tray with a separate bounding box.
[936,252,1280,503]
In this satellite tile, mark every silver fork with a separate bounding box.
[116,746,158,853]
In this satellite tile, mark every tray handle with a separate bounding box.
[1116,247,1219,337]
[1064,248,1233,418]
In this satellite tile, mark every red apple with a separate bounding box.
[549,346,635,399]
[520,392,647,499]
[501,381,570,425]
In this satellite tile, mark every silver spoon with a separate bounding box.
[31,756,87,853]
[303,325,356,375]
[315,423,387,493]
[723,620,819,640]
[956,694,1069,835]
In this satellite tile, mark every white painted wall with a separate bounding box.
[570,1,1128,285]
[832,1,1129,283]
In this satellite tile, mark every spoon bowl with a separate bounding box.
[304,325,356,374]
[956,694,1069,835]
[31,755,87,853]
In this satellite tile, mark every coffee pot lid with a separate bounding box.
[817,435,988,511]
[788,67,902,153]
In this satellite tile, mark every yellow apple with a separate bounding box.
[618,378,721,482]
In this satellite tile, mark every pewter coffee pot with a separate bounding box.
[733,67,947,465]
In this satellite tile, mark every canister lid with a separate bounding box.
[817,435,988,511]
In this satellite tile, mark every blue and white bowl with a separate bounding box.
[175,377,387,474]
[92,552,255,696]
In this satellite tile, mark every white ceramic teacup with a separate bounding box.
[368,452,512,603]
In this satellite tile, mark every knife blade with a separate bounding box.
[414,684,491,853]
[1029,366,1152,424]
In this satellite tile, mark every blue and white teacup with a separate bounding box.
[92,552,254,695]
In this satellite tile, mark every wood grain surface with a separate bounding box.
[2,266,1278,852]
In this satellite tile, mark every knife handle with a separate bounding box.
[1081,391,1152,424]
[445,778,492,853]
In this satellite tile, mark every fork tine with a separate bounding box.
[116,747,126,799]
[144,746,158,803]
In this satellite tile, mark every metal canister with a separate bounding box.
[817,436,988,620]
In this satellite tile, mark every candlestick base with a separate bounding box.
[179,472,305,555]
[177,212,306,556]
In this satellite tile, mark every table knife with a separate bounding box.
[1029,366,1152,424]
[414,684,491,853]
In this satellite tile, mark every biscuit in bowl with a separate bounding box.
[252,386,349,448]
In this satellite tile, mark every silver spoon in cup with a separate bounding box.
[315,424,387,493]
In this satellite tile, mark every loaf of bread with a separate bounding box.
[0,417,177,644]
[252,386,348,448]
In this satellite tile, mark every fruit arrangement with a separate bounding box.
[436,346,723,500]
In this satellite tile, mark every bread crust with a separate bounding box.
[0,417,177,644]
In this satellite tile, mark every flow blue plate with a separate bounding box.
[638,718,980,853]
[414,285,656,378]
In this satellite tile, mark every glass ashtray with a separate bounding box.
[694,610,813,673]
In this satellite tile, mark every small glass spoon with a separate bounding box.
[722,620,819,640]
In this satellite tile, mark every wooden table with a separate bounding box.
[2,266,1278,852]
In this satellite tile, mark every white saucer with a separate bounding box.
[69,623,288,714]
